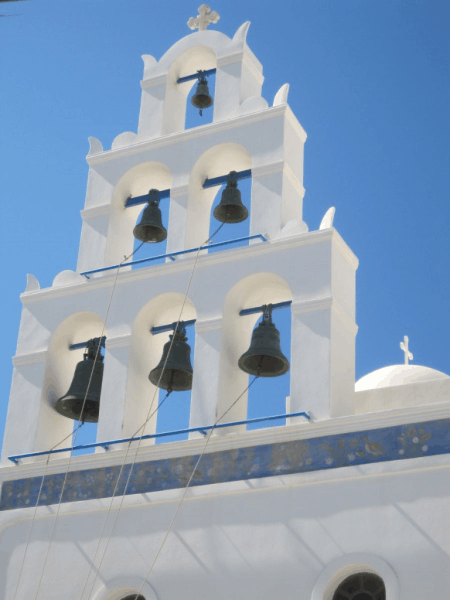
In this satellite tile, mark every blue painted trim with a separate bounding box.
[69,336,106,351]
[151,319,197,335]
[240,301,292,316]
[80,234,267,278]
[3,417,448,511]
[203,169,252,189]
[177,68,216,84]
[125,189,170,208]
[7,411,310,463]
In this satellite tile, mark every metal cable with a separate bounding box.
[11,420,85,600]
[78,221,227,600]
[25,241,145,600]
[131,374,260,600]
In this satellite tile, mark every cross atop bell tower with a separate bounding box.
[188,4,220,31]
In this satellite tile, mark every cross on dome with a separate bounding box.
[188,4,220,31]
[400,335,413,365]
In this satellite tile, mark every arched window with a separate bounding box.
[332,572,385,600]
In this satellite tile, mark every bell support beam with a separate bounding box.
[151,320,196,335]
[150,300,291,335]
[125,188,170,208]
[203,169,252,189]
[69,336,106,351]
[239,301,292,317]
[177,68,216,84]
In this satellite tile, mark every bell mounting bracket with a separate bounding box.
[124,170,251,209]
[150,301,292,335]
[203,169,251,189]
[151,320,196,335]
[240,300,292,317]
[125,188,170,209]
[177,68,216,84]
[69,336,106,351]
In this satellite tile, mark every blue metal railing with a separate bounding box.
[7,411,310,464]
[80,234,267,279]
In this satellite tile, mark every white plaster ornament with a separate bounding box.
[188,4,220,31]
[400,335,413,365]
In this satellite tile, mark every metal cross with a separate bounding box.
[400,335,413,365]
[188,4,220,31]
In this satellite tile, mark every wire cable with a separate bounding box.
[131,374,260,600]
[22,241,145,600]
[79,221,227,600]
[11,419,85,600]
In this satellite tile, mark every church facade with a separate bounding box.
[1,8,449,600]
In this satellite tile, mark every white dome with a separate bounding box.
[355,364,449,392]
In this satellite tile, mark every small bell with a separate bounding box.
[213,171,248,224]
[54,338,104,422]
[149,323,193,392]
[238,305,290,377]
[133,189,167,243]
[191,71,213,116]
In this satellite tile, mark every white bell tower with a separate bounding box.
[0,10,371,600]
[2,13,358,464]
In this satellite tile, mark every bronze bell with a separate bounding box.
[133,189,167,243]
[54,338,104,423]
[191,71,213,116]
[238,305,290,377]
[149,323,193,392]
[213,171,248,224]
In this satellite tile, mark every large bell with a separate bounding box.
[238,305,290,377]
[191,72,213,116]
[213,171,248,224]
[54,338,104,423]
[149,323,193,392]
[133,189,167,243]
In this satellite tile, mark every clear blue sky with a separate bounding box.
[1,0,449,453]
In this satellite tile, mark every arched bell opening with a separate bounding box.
[126,293,197,445]
[164,45,217,135]
[106,162,172,270]
[187,143,253,251]
[217,273,292,434]
[43,311,105,457]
